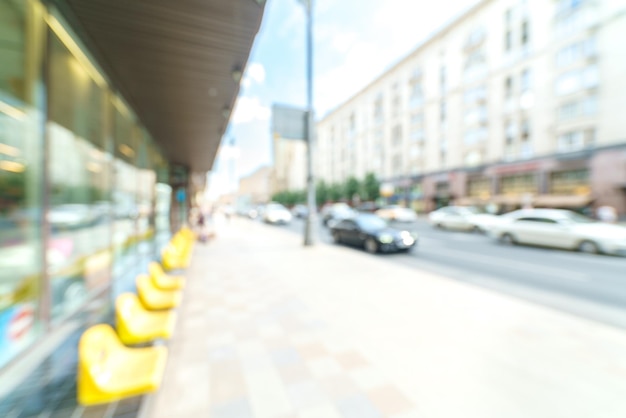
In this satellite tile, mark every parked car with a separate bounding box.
[263,203,292,224]
[489,208,626,255]
[330,214,418,254]
[291,204,308,219]
[375,205,418,223]
[321,203,356,227]
[428,206,500,232]
[355,202,380,213]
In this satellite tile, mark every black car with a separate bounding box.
[330,214,418,254]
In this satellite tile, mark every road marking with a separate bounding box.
[418,246,590,282]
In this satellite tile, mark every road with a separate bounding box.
[270,216,626,329]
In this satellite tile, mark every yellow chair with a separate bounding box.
[77,324,167,406]
[149,262,185,291]
[136,274,181,310]
[116,293,176,345]
[161,245,190,271]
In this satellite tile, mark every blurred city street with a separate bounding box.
[147,215,626,418]
[280,216,626,329]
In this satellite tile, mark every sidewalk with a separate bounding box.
[144,217,626,418]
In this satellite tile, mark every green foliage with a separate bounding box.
[328,183,344,202]
[345,176,361,201]
[362,172,380,201]
[271,190,306,206]
[316,180,329,206]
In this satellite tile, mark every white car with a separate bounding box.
[263,203,292,224]
[375,205,418,223]
[428,206,499,231]
[490,208,626,255]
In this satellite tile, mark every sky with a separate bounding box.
[207,0,478,200]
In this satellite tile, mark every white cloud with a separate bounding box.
[231,96,271,124]
[242,62,266,88]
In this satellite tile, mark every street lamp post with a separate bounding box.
[301,0,317,246]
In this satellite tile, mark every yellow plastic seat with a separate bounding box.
[136,274,181,310]
[161,245,190,271]
[149,262,185,290]
[77,324,167,406]
[115,293,176,345]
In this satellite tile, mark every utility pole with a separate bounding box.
[301,0,317,246]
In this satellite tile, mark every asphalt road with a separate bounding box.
[269,216,626,330]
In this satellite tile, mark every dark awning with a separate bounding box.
[55,0,266,172]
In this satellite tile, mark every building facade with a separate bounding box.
[316,0,626,215]
[272,135,307,194]
[239,166,273,204]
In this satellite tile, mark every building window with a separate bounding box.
[521,21,529,46]
[410,112,423,126]
[505,30,513,51]
[520,69,532,92]
[505,120,517,144]
[557,131,584,151]
[440,66,447,93]
[373,94,384,124]
[505,8,513,24]
[558,95,597,120]
[505,76,513,98]
[464,106,487,126]
[468,177,491,197]
[440,102,447,123]
[410,83,423,108]
[464,85,486,104]
[556,37,597,68]
[555,65,598,95]
[464,128,487,145]
[550,169,589,194]
[500,174,537,194]
[392,124,402,146]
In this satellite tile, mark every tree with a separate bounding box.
[345,176,361,203]
[328,183,344,202]
[316,180,328,206]
[363,172,380,201]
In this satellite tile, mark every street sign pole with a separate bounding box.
[303,0,317,246]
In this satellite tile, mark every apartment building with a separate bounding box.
[316,0,626,214]
[272,134,307,194]
[239,166,273,204]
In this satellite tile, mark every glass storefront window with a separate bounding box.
[550,169,589,194]
[500,173,537,194]
[48,30,112,320]
[0,0,45,367]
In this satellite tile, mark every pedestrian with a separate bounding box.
[197,211,208,242]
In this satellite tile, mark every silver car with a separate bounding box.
[490,209,626,255]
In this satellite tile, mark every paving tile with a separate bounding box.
[297,403,344,418]
[318,375,360,400]
[335,351,370,370]
[209,345,238,363]
[336,393,383,418]
[258,323,285,339]
[210,362,248,404]
[297,343,328,360]
[271,347,304,367]
[367,385,414,416]
[211,397,253,418]
[285,380,330,410]
[307,357,344,379]
[349,367,388,391]
[244,368,292,417]
[278,362,313,384]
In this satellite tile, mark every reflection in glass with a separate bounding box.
[0,0,43,367]
[48,31,112,319]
